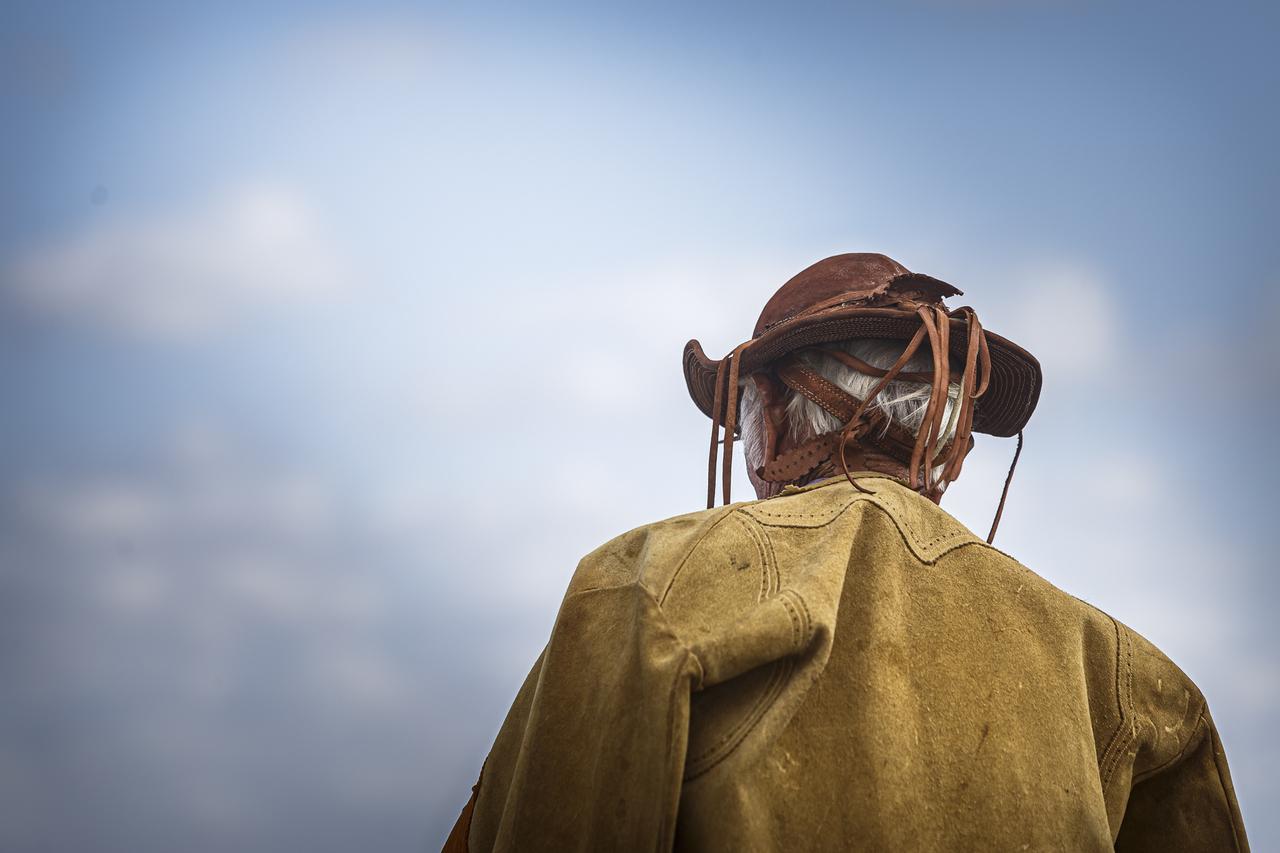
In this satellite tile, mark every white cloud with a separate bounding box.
[6,185,348,339]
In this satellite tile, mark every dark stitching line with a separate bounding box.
[683,513,789,774]
[752,489,979,565]
[732,514,768,595]
[1101,626,1136,789]
[859,499,974,564]
[779,592,801,649]
[780,589,813,648]
[686,589,814,777]
[1113,619,1126,719]
[739,513,779,599]
[685,658,788,768]
[747,495,859,521]
[1119,628,1136,776]
[1126,626,1135,714]
[742,516,771,602]
[1100,633,1130,788]
[761,522,780,595]
[1097,617,1127,781]
[659,508,738,605]
[795,592,814,645]
[685,658,795,779]
[788,362,852,418]
[728,512,771,603]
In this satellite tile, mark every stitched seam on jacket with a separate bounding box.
[1100,623,1136,790]
[658,507,739,606]
[1097,616,1126,780]
[1100,628,1132,788]
[685,658,790,770]
[790,588,815,645]
[860,499,977,564]
[779,592,802,649]
[760,519,780,594]
[746,493,859,522]
[753,490,975,562]
[1095,625,1126,783]
[778,589,811,648]
[751,483,977,558]
[686,589,793,768]
[682,514,793,778]
[735,514,776,602]
[684,586,812,779]
[684,657,795,780]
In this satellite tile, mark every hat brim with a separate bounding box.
[683,306,1041,438]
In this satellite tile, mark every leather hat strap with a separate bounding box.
[762,354,952,486]
[705,305,1018,544]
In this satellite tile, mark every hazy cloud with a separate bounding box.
[0,427,508,852]
[6,185,348,339]
[1010,263,1117,380]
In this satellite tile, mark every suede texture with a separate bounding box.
[467,475,1248,852]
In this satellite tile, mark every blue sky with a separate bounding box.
[1,1,1277,850]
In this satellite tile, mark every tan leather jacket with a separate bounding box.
[465,474,1248,851]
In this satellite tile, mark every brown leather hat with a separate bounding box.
[683,253,1042,438]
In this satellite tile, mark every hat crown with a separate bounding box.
[753,253,956,337]
[682,251,1041,440]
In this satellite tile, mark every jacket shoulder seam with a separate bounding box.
[1099,617,1135,790]
[683,656,795,779]
[657,507,741,606]
[859,499,979,564]
[681,517,794,779]
[740,513,780,600]
[746,485,979,563]
[681,587,812,781]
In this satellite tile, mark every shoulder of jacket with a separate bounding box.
[565,503,755,603]
[742,476,983,565]
[1107,618,1209,782]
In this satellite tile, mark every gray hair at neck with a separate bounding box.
[738,338,963,477]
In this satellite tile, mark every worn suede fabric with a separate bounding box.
[467,475,1248,852]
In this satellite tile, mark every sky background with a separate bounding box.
[1,1,1277,850]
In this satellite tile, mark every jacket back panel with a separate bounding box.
[467,476,1247,852]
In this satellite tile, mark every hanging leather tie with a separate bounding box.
[705,355,727,509]
[706,342,750,509]
[986,430,1024,544]
[834,322,931,495]
[909,305,949,497]
[721,342,749,506]
[702,293,1015,544]
[752,303,1000,512]
[686,254,1039,541]
[765,351,947,490]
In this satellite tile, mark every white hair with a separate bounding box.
[739,338,962,477]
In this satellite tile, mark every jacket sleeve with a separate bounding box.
[1111,623,1250,852]
[1114,706,1248,852]
[467,583,703,853]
